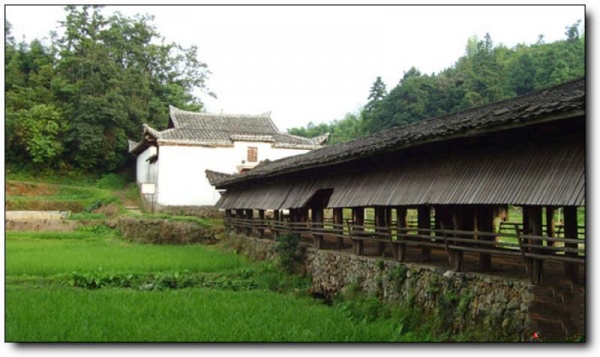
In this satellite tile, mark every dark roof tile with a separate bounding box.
[216,78,585,188]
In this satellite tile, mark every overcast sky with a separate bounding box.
[5,3,586,131]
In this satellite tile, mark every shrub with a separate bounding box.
[96,173,127,190]
[273,233,305,273]
[76,223,113,235]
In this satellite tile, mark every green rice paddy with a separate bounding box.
[5,230,413,342]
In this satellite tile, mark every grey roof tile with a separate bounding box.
[129,106,328,153]
[157,106,326,148]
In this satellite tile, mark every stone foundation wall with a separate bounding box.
[307,248,533,339]
[227,233,534,340]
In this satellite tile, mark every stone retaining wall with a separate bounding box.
[5,210,77,231]
[308,248,533,339]
[139,199,223,219]
[5,219,78,232]
[116,217,218,244]
[226,233,534,340]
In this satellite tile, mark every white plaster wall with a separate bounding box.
[155,141,313,206]
[136,146,158,184]
[230,141,310,165]
[156,145,210,206]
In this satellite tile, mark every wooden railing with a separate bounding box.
[223,216,585,281]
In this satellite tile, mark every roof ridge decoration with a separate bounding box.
[309,132,330,145]
[205,169,235,186]
[170,105,272,120]
[127,140,140,152]
[143,123,163,139]
[168,105,181,128]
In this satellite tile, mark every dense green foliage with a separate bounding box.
[287,111,364,145]
[5,6,214,173]
[289,21,584,140]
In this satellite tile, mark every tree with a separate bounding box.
[565,19,582,43]
[5,33,66,168]
[287,110,365,145]
[366,76,387,105]
[53,5,214,171]
[359,25,583,136]
[4,6,215,173]
[362,76,390,134]
[12,104,67,165]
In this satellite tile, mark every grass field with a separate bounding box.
[6,231,245,277]
[5,230,426,342]
[7,286,417,342]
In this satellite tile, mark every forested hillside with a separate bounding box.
[5,6,214,173]
[289,21,584,143]
[5,9,584,173]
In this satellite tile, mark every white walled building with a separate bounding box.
[129,105,328,208]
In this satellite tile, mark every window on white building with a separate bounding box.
[247,146,258,162]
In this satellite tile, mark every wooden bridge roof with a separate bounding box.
[213,78,586,209]
[216,137,583,209]
[214,78,584,188]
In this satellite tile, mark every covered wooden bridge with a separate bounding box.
[208,78,585,284]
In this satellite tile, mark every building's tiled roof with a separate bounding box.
[213,78,585,188]
[128,140,140,152]
[144,106,328,148]
[205,170,235,186]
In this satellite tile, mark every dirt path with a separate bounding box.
[114,187,142,215]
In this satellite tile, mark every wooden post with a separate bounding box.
[476,206,495,272]
[235,209,244,235]
[258,209,265,238]
[527,206,543,284]
[545,207,556,246]
[289,208,298,225]
[312,206,324,249]
[385,207,392,251]
[522,207,530,235]
[435,205,452,264]
[293,208,304,238]
[245,209,254,236]
[451,206,475,272]
[299,207,309,223]
[563,206,579,282]
[300,207,309,238]
[418,206,431,262]
[352,207,365,255]
[395,207,407,261]
[224,209,232,233]
[451,207,463,271]
[374,207,387,256]
[273,209,280,240]
[333,207,344,249]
